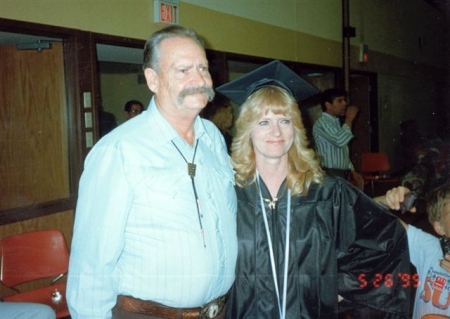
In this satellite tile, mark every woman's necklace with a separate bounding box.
[172,140,206,248]
[263,183,288,209]
[257,173,291,319]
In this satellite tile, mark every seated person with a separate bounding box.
[0,301,56,319]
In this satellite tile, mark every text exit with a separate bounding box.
[154,0,179,24]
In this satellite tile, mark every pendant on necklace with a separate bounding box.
[188,163,196,177]
[264,198,278,210]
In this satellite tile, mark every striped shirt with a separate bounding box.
[313,112,354,170]
[67,98,237,318]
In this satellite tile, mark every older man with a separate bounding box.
[67,25,237,319]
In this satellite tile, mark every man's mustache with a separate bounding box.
[178,86,215,103]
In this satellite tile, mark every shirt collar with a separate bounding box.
[323,112,340,123]
[145,97,206,146]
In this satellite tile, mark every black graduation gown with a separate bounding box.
[226,176,412,319]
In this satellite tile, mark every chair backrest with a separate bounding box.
[361,152,392,174]
[0,229,69,288]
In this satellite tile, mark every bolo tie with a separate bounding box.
[172,140,206,248]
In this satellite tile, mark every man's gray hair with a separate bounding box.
[142,25,205,72]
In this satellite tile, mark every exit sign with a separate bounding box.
[154,0,179,24]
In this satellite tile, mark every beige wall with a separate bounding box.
[1,0,446,170]
[1,0,443,67]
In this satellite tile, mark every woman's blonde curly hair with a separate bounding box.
[231,86,323,196]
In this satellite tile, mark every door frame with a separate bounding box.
[0,19,84,224]
[349,71,379,172]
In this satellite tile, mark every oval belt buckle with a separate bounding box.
[207,303,219,318]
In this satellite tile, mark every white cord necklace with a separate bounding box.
[257,174,291,319]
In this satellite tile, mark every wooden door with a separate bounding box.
[0,41,73,297]
[0,42,69,210]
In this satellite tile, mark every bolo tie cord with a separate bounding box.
[171,140,206,248]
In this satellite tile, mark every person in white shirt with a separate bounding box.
[67,25,237,319]
[313,88,363,185]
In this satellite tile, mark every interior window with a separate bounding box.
[96,43,151,137]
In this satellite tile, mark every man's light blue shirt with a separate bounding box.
[313,112,354,170]
[67,98,238,318]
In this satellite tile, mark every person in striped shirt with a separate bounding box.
[312,88,363,185]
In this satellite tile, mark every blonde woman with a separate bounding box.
[217,60,411,319]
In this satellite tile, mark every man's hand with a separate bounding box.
[344,106,359,127]
[350,170,364,189]
[345,105,359,120]
[377,186,417,212]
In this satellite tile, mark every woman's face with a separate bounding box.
[250,110,294,161]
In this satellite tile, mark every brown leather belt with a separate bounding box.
[117,293,228,319]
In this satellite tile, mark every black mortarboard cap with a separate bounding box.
[216,60,320,105]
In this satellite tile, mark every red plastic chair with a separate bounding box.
[0,229,70,318]
[361,152,399,196]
